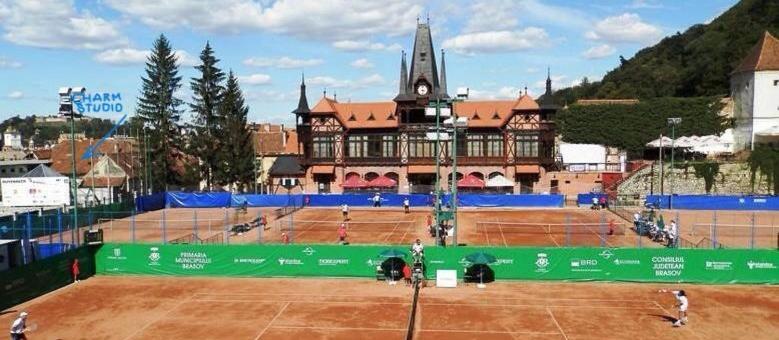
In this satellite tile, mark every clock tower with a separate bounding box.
[394,20,449,123]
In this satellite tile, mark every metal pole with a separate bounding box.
[669,124,675,209]
[659,134,664,197]
[452,111,459,246]
[69,115,79,243]
[434,99,441,246]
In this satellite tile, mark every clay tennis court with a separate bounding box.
[2,276,777,339]
[37,206,651,247]
[659,209,779,249]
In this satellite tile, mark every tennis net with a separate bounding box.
[405,279,421,340]
[476,222,626,235]
[690,223,779,237]
[278,220,415,232]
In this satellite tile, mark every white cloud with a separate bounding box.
[463,0,518,33]
[442,28,549,55]
[582,44,616,59]
[0,56,21,68]
[332,40,401,52]
[350,58,374,69]
[246,89,295,102]
[628,0,664,9]
[93,48,197,66]
[586,13,662,44]
[307,73,385,89]
[94,48,148,65]
[7,91,23,99]
[238,73,272,85]
[0,0,127,50]
[534,75,567,91]
[461,86,528,100]
[243,56,323,69]
[104,0,420,41]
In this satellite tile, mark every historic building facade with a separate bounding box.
[291,22,558,194]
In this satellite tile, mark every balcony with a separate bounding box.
[344,156,401,165]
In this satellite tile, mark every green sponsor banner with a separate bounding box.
[96,243,779,284]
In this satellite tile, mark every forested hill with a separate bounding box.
[549,0,779,103]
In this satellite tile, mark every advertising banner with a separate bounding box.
[1,177,71,207]
[96,243,779,284]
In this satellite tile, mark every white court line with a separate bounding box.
[383,221,402,243]
[253,301,290,340]
[121,295,193,340]
[269,325,406,331]
[548,230,562,247]
[421,328,560,335]
[192,292,409,298]
[546,307,569,340]
[422,303,657,310]
[498,218,508,247]
[194,298,409,305]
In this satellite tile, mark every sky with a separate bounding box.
[0,0,738,126]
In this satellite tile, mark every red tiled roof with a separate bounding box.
[453,100,515,128]
[333,101,398,129]
[311,97,338,114]
[733,31,779,74]
[283,129,299,154]
[32,149,52,160]
[513,94,540,111]
[50,138,137,176]
[80,176,125,188]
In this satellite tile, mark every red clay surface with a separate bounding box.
[2,276,777,339]
[38,207,656,247]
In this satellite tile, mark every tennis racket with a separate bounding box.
[26,322,38,332]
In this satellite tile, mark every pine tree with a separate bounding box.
[135,34,184,192]
[189,42,225,190]
[216,71,255,191]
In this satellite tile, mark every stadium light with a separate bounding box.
[667,117,682,209]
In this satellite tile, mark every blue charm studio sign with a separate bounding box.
[71,92,123,113]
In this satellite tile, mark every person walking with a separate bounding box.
[372,193,382,207]
[341,203,350,220]
[72,258,80,283]
[403,197,410,214]
[9,312,28,340]
[337,223,348,245]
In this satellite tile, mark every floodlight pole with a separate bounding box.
[667,117,682,209]
[433,98,441,245]
[70,113,79,240]
[448,97,464,246]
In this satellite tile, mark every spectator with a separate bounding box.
[426,215,432,229]
[608,219,616,236]
[260,215,267,229]
[372,193,382,207]
[402,262,412,286]
[304,195,311,206]
[403,197,410,214]
[667,220,678,248]
[599,196,607,209]
[591,196,599,210]
[281,232,289,244]
[341,203,350,220]
[72,258,80,283]
[337,223,348,245]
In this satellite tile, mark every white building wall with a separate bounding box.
[2,133,23,149]
[752,70,779,148]
[731,72,754,150]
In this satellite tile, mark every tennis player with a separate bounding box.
[341,203,349,220]
[403,197,410,213]
[9,311,28,340]
[372,193,382,207]
[659,289,688,326]
[281,232,289,244]
[72,258,80,283]
[338,223,347,244]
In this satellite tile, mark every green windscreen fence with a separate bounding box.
[96,243,779,284]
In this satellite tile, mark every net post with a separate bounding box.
[750,212,756,249]
[161,209,167,244]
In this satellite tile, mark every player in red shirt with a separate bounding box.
[281,232,289,244]
[338,223,348,244]
[260,215,267,229]
[72,258,80,283]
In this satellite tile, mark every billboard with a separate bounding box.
[1,177,71,207]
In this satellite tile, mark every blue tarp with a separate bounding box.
[136,192,565,209]
[135,192,166,212]
[37,243,72,259]
[646,195,779,210]
[166,192,233,208]
[231,194,304,207]
[455,194,564,207]
[577,193,608,206]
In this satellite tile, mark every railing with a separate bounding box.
[344,157,401,165]
[562,163,623,172]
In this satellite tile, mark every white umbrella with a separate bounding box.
[486,174,514,187]
[646,136,673,148]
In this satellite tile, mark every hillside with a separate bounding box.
[0,115,115,147]
[548,0,779,103]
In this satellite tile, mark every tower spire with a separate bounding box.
[545,67,553,96]
[292,73,310,116]
[439,49,449,98]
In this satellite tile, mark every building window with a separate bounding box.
[486,134,504,157]
[312,135,334,158]
[515,133,539,158]
[409,134,434,158]
[346,134,397,158]
[382,135,397,157]
[466,134,484,157]
[346,135,367,158]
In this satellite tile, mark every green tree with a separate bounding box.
[215,72,255,191]
[693,161,720,193]
[748,145,779,194]
[135,34,184,192]
[189,42,225,190]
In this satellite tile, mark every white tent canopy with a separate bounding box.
[486,174,514,187]
[647,129,735,155]
[645,136,674,148]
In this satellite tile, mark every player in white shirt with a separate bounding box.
[666,220,678,247]
[411,239,424,257]
[9,311,27,340]
[341,203,349,220]
[403,197,410,213]
[659,289,688,326]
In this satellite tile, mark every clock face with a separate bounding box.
[417,84,429,96]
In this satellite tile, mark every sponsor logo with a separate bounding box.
[651,256,685,277]
[302,247,316,256]
[148,247,161,265]
[234,258,266,265]
[598,250,615,259]
[366,259,383,266]
[278,258,303,265]
[318,259,349,266]
[570,259,601,272]
[107,248,126,260]
[705,261,733,271]
[746,261,776,270]
[614,259,641,266]
[175,252,211,270]
[495,259,514,265]
[428,260,445,264]
[535,253,549,272]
